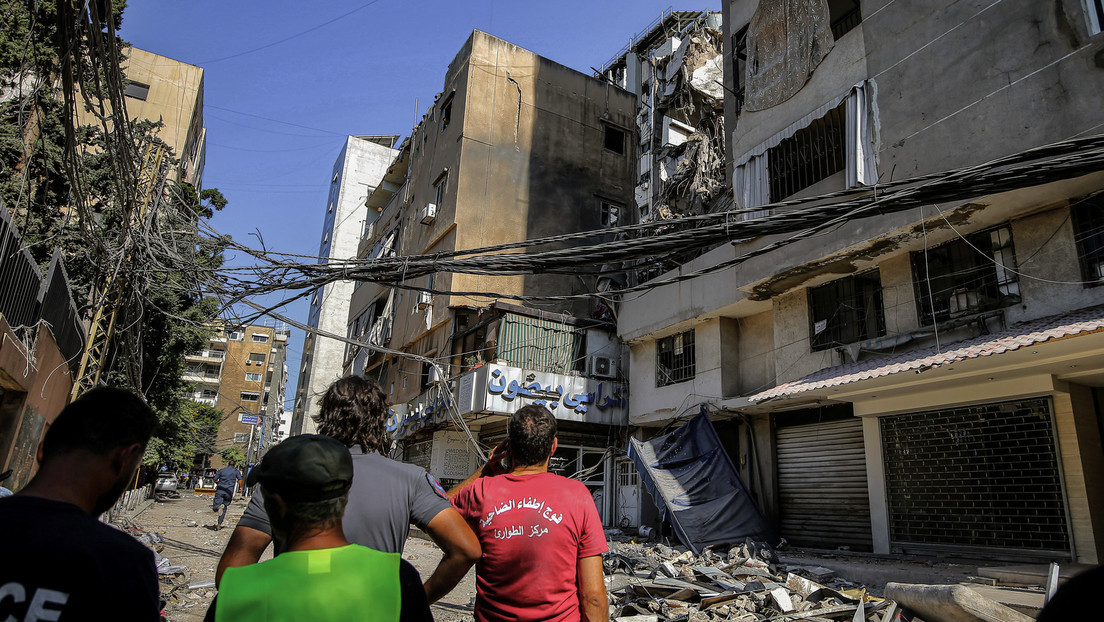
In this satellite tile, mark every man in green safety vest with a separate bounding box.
[205,434,432,622]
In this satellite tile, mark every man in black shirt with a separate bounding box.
[212,460,241,530]
[0,387,161,621]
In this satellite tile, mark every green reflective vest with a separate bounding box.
[216,544,401,622]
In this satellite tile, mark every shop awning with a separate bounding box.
[748,305,1104,404]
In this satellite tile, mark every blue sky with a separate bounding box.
[119,1,713,412]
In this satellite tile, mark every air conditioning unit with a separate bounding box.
[419,202,438,225]
[417,291,433,309]
[427,365,442,385]
[590,355,617,379]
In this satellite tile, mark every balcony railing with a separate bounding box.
[182,371,220,384]
[185,349,226,363]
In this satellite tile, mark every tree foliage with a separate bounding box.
[220,446,245,467]
[1,0,232,467]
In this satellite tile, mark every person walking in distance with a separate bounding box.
[449,405,609,622]
[206,434,432,622]
[0,387,162,620]
[212,460,241,530]
[215,375,480,604]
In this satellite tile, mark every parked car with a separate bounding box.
[155,472,179,492]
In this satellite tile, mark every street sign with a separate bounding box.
[239,414,260,425]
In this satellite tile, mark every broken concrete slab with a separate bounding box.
[771,587,795,612]
[976,563,1096,587]
[693,566,744,591]
[884,583,1034,622]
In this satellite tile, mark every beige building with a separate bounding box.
[342,31,637,520]
[75,46,206,187]
[183,323,289,469]
[619,0,1104,563]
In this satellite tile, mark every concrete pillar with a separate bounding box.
[862,415,891,554]
[1053,385,1104,563]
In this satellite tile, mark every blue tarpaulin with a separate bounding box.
[628,410,779,554]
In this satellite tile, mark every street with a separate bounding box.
[124,488,1055,622]
[132,491,476,621]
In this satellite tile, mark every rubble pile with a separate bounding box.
[604,539,895,622]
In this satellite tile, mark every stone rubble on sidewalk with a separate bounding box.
[603,537,1031,622]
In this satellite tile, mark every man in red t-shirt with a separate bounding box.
[449,405,608,622]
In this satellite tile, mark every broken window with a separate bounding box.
[420,358,438,390]
[911,225,1020,325]
[124,81,149,101]
[731,25,749,113]
[440,96,453,131]
[808,270,885,351]
[604,125,626,155]
[233,432,249,443]
[239,391,260,402]
[600,201,621,227]
[735,81,876,215]
[1071,194,1104,285]
[433,171,448,206]
[656,329,695,387]
[767,101,846,202]
[370,227,399,259]
[828,0,863,39]
[1088,0,1104,34]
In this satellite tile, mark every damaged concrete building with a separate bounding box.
[599,10,729,281]
[619,0,1104,565]
[344,31,641,524]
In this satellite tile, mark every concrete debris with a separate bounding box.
[602,538,1020,622]
[883,583,1034,622]
[605,538,886,621]
[154,552,187,576]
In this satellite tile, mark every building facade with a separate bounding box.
[184,323,289,468]
[74,46,207,187]
[345,31,638,522]
[0,204,84,492]
[290,136,399,435]
[619,0,1104,563]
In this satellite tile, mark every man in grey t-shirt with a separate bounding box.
[215,375,480,604]
[235,448,451,553]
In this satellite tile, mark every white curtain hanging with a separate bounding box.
[734,153,770,219]
[846,80,878,187]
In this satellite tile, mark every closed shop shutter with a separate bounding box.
[776,417,873,551]
[881,398,1071,560]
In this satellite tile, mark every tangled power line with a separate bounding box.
[209,133,1104,321]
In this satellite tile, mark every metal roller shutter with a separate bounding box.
[881,398,1071,560]
[776,417,873,551]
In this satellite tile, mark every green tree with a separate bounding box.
[220,446,245,466]
[143,399,222,469]
[1,2,232,467]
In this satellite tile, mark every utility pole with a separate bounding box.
[70,140,166,400]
